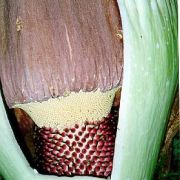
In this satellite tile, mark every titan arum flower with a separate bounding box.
[0,0,178,180]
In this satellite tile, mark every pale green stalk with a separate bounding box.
[112,0,178,179]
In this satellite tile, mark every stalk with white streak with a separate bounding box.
[112,0,178,179]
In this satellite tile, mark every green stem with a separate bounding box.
[112,0,178,179]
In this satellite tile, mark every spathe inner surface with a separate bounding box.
[13,88,120,178]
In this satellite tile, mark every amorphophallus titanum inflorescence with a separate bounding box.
[0,0,178,180]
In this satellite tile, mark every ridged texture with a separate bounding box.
[33,106,118,177]
[0,0,123,107]
[112,1,178,179]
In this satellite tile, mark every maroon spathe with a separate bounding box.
[0,0,123,107]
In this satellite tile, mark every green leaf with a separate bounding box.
[112,0,178,179]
